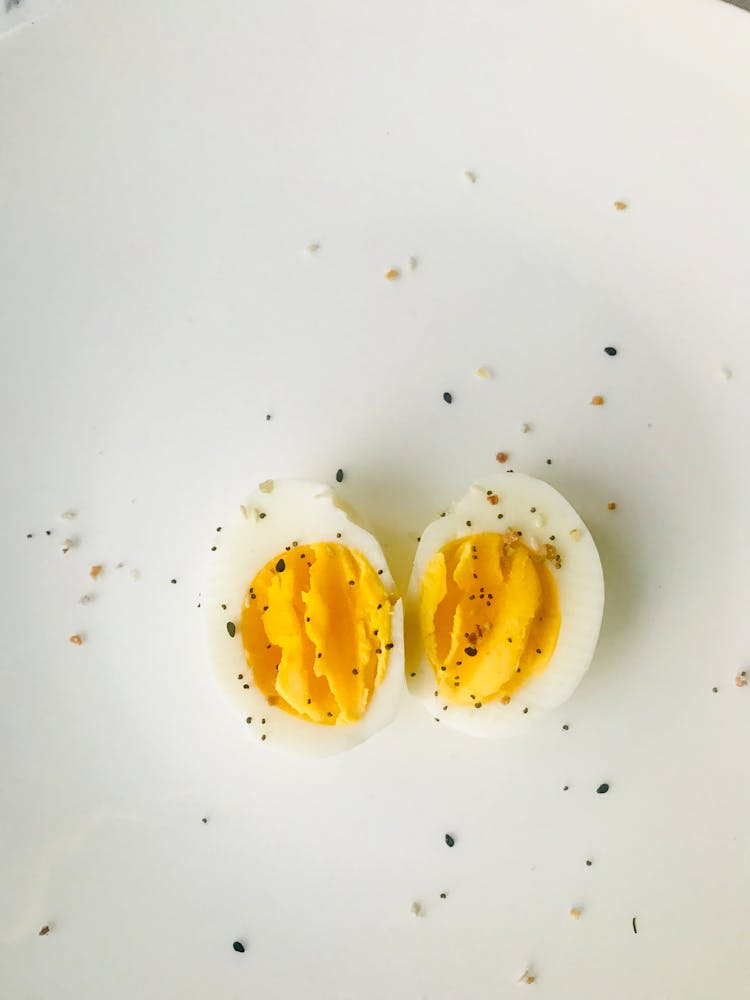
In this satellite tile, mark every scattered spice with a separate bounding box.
[61,538,75,554]
[265,414,271,421]
[712,686,718,694]
[444,833,455,848]
[562,724,569,731]
[613,200,628,211]
[590,395,605,406]
[259,479,274,494]
[410,901,423,917]
[443,391,453,404]
[487,494,499,506]
[69,634,83,645]
[632,916,638,934]
[596,783,610,795]
[474,366,492,380]
[546,458,552,465]
[439,892,447,899]
[585,860,593,867]
[79,594,93,605]
[521,422,531,433]
[232,941,245,953]
[569,528,582,541]
[735,671,747,688]
[170,578,177,585]
[463,170,477,184]
[60,509,76,520]
[569,907,582,920]
[384,268,400,281]
[495,451,509,464]
[89,565,103,579]
[304,243,320,253]
[226,622,236,638]
[604,346,617,357]
[607,502,617,511]
[201,817,208,824]
[335,468,344,483]
[518,970,536,985]
[408,255,418,270]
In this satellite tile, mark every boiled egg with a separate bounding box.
[206,480,404,756]
[406,473,604,736]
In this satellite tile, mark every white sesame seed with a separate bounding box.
[474,366,492,380]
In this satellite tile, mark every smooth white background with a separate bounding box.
[1,2,749,998]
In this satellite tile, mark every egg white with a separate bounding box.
[406,473,604,737]
[206,480,404,757]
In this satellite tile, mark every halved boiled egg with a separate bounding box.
[406,473,604,737]
[206,480,404,756]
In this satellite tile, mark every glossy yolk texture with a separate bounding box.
[240,542,394,725]
[419,532,561,705]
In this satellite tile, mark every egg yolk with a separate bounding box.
[240,542,394,725]
[419,532,561,705]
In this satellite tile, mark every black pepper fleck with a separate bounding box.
[464,646,477,657]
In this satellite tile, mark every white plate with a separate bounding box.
[1,2,749,998]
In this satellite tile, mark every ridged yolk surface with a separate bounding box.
[240,542,393,724]
[419,532,561,705]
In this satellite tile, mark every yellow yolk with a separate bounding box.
[419,532,561,705]
[240,542,394,725]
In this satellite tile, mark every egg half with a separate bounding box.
[406,473,604,736]
[206,480,404,756]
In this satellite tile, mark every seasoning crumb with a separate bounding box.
[443,391,453,404]
[335,468,344,483]
[259,479,274,494]
[304,243,320,254]
[607,502,617,511]
[613,200,628,211]
[596,783,610,795]
[518,970,536,985]
[463,170,477,184]
[232,941,245,953]
[521,422,532,434]
[444,833,455,848]
[735,672,748,688]
[712,686,718,694]
[61,538,75,554]
[586,859,593,867]
[474,366,492,380]
[590,395,605,406]
[569,907,582,920]
[384,268,400,281]
[562,724,569,731]
[495,451,509,464]
[410,901,423,917]
[89,564,103,579]
[69,634,83,645]
[439,892,447,899]
[38,925,51,936]
[569,528,582,541]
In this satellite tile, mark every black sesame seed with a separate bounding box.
[562,724,569,731]
[445,833,455,847]
[170,579,177,584]
[385,642,394,650]
[265,413,271,421]
[352,668,358,675]
[563,785,569,791]
[464,647,477,657]
[443,391,453,404]
[211,546,217,551]
[246,717,252,724]
[336,532,342,539]
[410,672,416,677]
[201,817,208,823]
[45,530,51,536]
[259,512,266,519]
[232,941,245,953]
[596,783,610,795]
[335,468,344,483]
[440,892,447,899]
[275,558,285,573]
[26,533,32,539]
[216,527,222,532]
[546,458,552,465]
[586,859,592,866]
[349,580,355,586]
[604,346,617,357]
[523,707,528,714]
[466,520,472,527]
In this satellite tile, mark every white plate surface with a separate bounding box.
[1,2,749,998]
